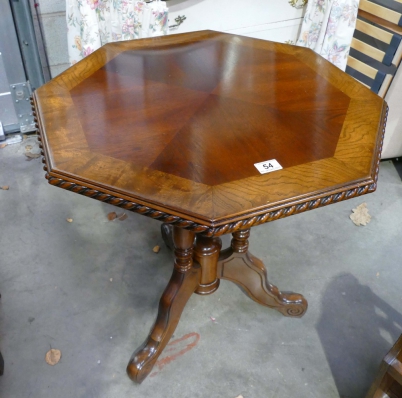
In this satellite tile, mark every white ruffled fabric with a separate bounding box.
[297,0,359,71]
[66,0,168,65]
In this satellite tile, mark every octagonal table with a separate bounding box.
[32,31,387,383]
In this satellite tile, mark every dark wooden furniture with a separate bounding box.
[32,31,387,383]
[366,334,402,398]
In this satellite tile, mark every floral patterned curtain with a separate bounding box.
[297,0,359,71]
[66,0,168,65]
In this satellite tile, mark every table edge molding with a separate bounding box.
[32,99,387,237]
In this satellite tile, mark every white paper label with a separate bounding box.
[254,159,282,174]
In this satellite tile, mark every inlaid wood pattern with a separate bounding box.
[70,41,350,186]
[33,30,387,227]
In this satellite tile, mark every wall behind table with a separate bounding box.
[168,0,304,43]
[33,0,304,79]
[382,66,402,159]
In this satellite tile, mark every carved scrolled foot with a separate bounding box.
[273,292,308,317]
[127,264,201,382]
[127,338,158,383]
[218,229,307,318]
[127,227,200,383]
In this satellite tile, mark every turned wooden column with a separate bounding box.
[193,235,222,295]
[231,229,250,253]
[172,227,195,273]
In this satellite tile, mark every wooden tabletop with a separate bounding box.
[33,30,387,233]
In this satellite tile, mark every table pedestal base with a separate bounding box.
[127,226,307,383]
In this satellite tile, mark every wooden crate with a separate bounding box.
[366,334,402,398]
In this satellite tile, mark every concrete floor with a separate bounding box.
[0,135,401,398]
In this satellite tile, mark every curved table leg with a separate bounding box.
[218,229,307,317]
[127,227,201,383]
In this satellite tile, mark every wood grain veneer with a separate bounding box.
[33,31,386,228]
[32,31,387,384]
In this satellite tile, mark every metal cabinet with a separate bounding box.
[0,0,48,140]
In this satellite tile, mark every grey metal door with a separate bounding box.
[0,0,48,140]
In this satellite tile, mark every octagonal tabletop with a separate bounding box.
[33,30,386,229]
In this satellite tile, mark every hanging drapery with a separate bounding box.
[66,0,168,65]
[297,0,359,71]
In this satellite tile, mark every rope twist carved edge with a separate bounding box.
[32,99,387,238]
